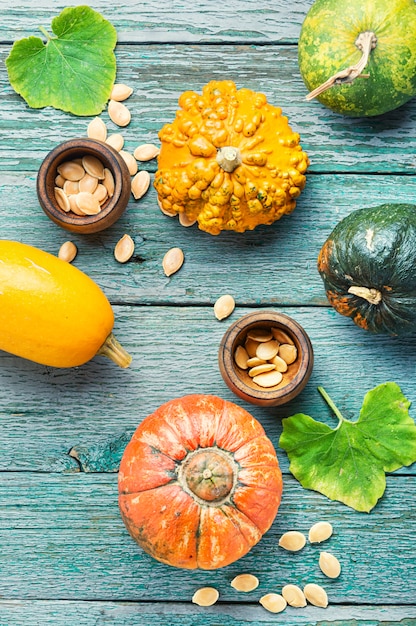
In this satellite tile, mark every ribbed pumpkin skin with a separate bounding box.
[299,0,416,117]
[118,394,283,570]
[317,204,416,335]
[0,240,114,366]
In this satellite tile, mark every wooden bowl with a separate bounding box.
[37,138,131,234]
[218,310,314,407]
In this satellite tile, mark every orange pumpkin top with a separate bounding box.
[118,394,283,570]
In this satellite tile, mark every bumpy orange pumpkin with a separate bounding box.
[118,394,283,569]
[154,80,309,235]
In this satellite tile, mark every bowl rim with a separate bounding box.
[36,137,130,227]
[218,310,314,404]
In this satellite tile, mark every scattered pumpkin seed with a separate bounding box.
[192,587,219,607]
[303,583,328,608]
[252,370,283,388]
[106,133,124,152]
[87,117,107,142]
[214,294,235,320]
[319,552,341,579]
[58,241,77,263]
[57,161,85,182]
[54,187,71,212]
[75,191,101,215]
[131,170,151,200]
[234,345,250,370]
[179,212,197,227]
[309,521,333,544]
[256,339,279,361]
[279,343,298,364]
[114,234,135,264]
[110,83,133,102]
[108,99,131,127]
[162,247,184,277]
[278,531,306,552]
[231,574,259,592]
[133,143,160,161]
[82,155,105,180]
[281,584,307,608]
[259,593,287,614]
[119,150,138,176]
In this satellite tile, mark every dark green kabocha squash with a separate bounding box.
[317,204,416,335]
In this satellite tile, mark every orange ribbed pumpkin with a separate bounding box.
[118,394,283,569]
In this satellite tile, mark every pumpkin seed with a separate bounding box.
[179,212,197,227]
[133,143,160,161]
[279,343,298,364]
[278,531,306,552]
[192,587,219,607]
[57,161,85,182]
[162,247,184,277]
[157,197,176,217]
[67,194,85,216]
[119,150,138,176]
[248,363,276,377]
[75,191,101,215]
[259,593,287,614]
[252,370,283,388]
[93,184,108,205]
[244,337,259,358]
[131,170,151,200]
[79,173,99,194]
[114,234,135,263]
[247,329,273,342]
[82,155,105,180]
[103,168,115,198]
[319,552,341,579]
[63,180,80,196]
[281,584,307,608]
[214,294,235,320]
[231,574,259,592]
[271,327,294,344]
[55,174,65,188]
[309,521,333,544]
[246,356,266,368]
[87,116,107,141]
[58,241,77,263]
[234,345,249,370]
[110,83,133,102]
[108,99,131,127]
[256,339,279,361]
[106,133,124,152]
[270,354,288,372]
[54,187,71,212]
[303,583,328,608]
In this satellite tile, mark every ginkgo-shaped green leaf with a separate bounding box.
[279,382,416,513]
[6,6,117,116]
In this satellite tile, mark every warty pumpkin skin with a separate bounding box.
[118,394,283,570]
[317,204,416,335]
[154,80,309,235]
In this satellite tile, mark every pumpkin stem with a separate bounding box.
[305,31,377,101]
[348,285,382,305]
[97,332,132,368]
[318,386,345,425]
[216,146,242,173]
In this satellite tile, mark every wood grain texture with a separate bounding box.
[0,473,415,603]
[0,0,313,43]
[2,46,416,174]
[1,601,415,626]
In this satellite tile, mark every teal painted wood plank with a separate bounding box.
[1,173,416,307]
[0,306,415,473]
[1,600,415,626]
[1,46,416,174]
[0,0,313,43]
[0,472,415,603]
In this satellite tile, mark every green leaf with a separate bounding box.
[5,6,117,116]
[279,382,416,513]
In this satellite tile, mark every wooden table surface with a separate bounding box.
[1,1,415,624]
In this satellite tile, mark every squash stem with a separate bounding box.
[97,332,132,368]
[216,146,242,173]
[306,31,377,101]
[318,386,345,425]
